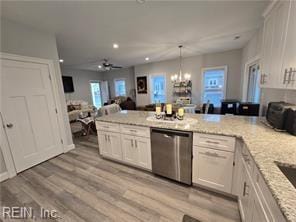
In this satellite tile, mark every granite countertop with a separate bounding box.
[96,110,296,222]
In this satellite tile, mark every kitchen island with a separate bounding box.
[96,110,296,222]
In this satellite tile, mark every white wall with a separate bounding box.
[102,67,135,99]
[260,89,296,113]
[134,49,242,106]
[0,19,73,171]
[61,68,104,104]
[61,67,135,105]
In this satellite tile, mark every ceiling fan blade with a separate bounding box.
[111,65,122,69]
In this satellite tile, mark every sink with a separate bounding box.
[278,165,296,189]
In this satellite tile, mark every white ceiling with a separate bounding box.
[1,0,269,71]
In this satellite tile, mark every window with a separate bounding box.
[247,63,260,103]
[202,66,227,107]
[114,79,126,96]
[150,75,166,103]
[90,81,102,108]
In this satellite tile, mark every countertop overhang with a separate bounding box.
[96,110,296,222]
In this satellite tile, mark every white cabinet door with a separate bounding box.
[282,0,296,89]
[108,132,122,160]
[250,191,269,222]
[261,1,291,88]
[193,147,234,193]
[239,157,254,222]
[98,131,111,157]
[134,136,151,170]
[1,59,63,173]
[261,11,275,87]
[269,1,291,88]
[121,134,137,165]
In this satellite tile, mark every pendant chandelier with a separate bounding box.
[171,45,191,82]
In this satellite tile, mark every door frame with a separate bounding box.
[0,52,70,178]
[242,55,260,102]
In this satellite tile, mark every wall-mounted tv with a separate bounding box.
[62,76,74,93]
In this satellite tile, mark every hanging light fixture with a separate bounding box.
[171,45,191,83]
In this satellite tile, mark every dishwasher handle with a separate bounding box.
[151,128,192,138]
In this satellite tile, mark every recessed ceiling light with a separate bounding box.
[113,43,119,49]
[145,57,149,61]
[136,0,145,3]
[98,65,102,69]
[59,59,64,63]
[234,35,240,40]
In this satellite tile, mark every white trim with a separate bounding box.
[114,78,127,97]
[149,73,167,104]
[0,52,70,176]
[262,0,279,18]
[242,55,260,102]
[0,172,9,182]
[0,111,17,178]
[64,144,75,153]
[201,66,228,107]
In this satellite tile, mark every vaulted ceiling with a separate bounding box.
[1,1,269,71]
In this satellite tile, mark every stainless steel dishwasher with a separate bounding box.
[151,128,192,185]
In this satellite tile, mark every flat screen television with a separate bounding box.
[62,76,74,93]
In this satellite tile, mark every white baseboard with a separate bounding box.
[64,143,75,153]
[0,171,9,182]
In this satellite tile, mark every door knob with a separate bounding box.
[6,123,13,128]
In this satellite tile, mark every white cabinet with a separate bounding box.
[96,121,152,171]
[192,133,235,193]
[97,131,109,156]
[121,134,137,165]
[97,131,122,161]
[238,156,254,222]
[135,136,152,169]
[193,147,234,193]
[234,143,286,222]
[108,132,122,160]
[281,0,296,89]
[261,8,275,87]
[121,134,151,170]
[250,191,269,222]
[261,0,296,89]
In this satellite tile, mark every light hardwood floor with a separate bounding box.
[0,136,241,222]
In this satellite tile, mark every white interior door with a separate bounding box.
[1,58,63,173]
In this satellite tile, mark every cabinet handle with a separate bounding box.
[129,129,137,133]
[262,74,267,84]
[283,69,289,84]
[205,140,220,145]
[105,135,107,142]
[131,140,134,147]
[202,151,226,159]
[135,140,138,148]
[108,135,110,142]
[243,182,249,196]
[242,153,250,162]
[288,68,295,84]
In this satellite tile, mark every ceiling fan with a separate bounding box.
[100,59,122,71]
